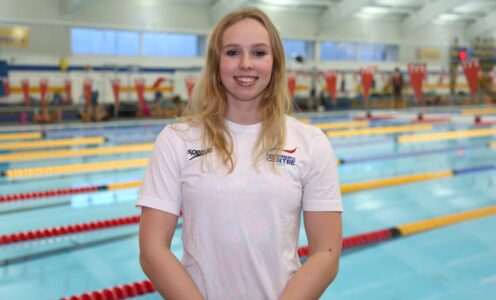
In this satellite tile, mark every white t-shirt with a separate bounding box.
[137,115,343,300]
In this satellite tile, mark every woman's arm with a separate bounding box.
[279,211,342,300]
[139,207,204,300]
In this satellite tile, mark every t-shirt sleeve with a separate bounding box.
[136,125,184,215]
[301,128,343,212]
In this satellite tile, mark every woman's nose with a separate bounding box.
[239,53,253,70]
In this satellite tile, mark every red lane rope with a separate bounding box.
[0,215,140,245]
[60,280,155,300]
[0,186,101,202]
[59,228,397,299]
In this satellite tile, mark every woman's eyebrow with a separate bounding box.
[222,43,270,49]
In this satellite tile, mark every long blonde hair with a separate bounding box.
[183,7,292,172]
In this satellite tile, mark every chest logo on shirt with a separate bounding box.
[266,147,297,166]
[188,148,212,160]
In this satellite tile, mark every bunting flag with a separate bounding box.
[111,79,120,106]
[324,72,337,105]
[287,72,297,98]
[134,78,146,111]
[1,78,9,96]
[152,77,166,89]
[21,79,30,106]
[461,59,479,98]
[39,78,48,107]
[64,79,72,104]
[83,79,93,107]
[360,67,375,105]
[184,76,196,102]
[408,63,427,105]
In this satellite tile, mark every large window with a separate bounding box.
[283,39,314,60]
[71,28,139,55]
[142,33,197,57]
[320,41,398,62]
[71,27,202,57]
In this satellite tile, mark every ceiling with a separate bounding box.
[168,0,496,25]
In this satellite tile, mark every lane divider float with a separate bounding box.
[397,128,496,143]
[326,124,433,138]
[0,137,106,151]
[2,163,495,202]
[58,204,496,300]
[0,132,42,141]
[0,143,153,162]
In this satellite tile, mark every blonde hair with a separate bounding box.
[183,7,292,172]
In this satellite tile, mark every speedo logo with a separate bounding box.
[188,148,212,160]
[266,147,297,166]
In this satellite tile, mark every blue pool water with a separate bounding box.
[0,112,495,299]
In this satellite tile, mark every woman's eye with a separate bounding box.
[226,50,239,56]
[253,50,266,57]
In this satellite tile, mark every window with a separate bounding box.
[71,28,139,55]
[142,32,197,57]
[320,41,398,62]
[283,39,314,60]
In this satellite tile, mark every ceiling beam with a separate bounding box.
[319,0,375,31]
[467,10,496,37]
[401,0,466,33]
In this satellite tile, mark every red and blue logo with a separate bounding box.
[266,147,297,166]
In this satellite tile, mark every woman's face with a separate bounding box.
[219,18,273,107]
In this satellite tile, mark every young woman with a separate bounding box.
[137,7,343,300]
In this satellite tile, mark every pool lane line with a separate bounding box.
[0,181,140,202]
[0,143,153,162]
[59,204,496,300]
[461,107,496,115]
[397,127,496,143]
[2,162,495,204]
[1,158,149,178]
[0,232,138,266]
[0,132,43,141]
[0,200,71,215]
[315,121,369,130]
[0,136,106,151]
[338,142,490,164]
[326,124,433,138]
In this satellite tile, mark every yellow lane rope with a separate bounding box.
[461,107,496,115]
[3,158,149,178]
[340,170,453,193]
[0,143,153,162]
[0,137,106,151]
[0,132,42,141]
[397,128,496,143]
[397,205,496,235]
[316,121,369,130]
[326,124,433,138]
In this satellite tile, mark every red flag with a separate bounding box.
[21,79,30,106]
[83,78,93,107]
[1,78,10,95]
[461,59,479,97]
[324,72,337,105]
[152,77,166,89]
[184,76,196,102]
[360,68,375,104]
[134,78,146,111]
[408,63,427,105]
[39,78,49,107]
[64,79,72,104]
[287,73,297,98]
[111,79,120,106]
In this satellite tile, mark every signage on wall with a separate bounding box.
[0,27,29,47]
